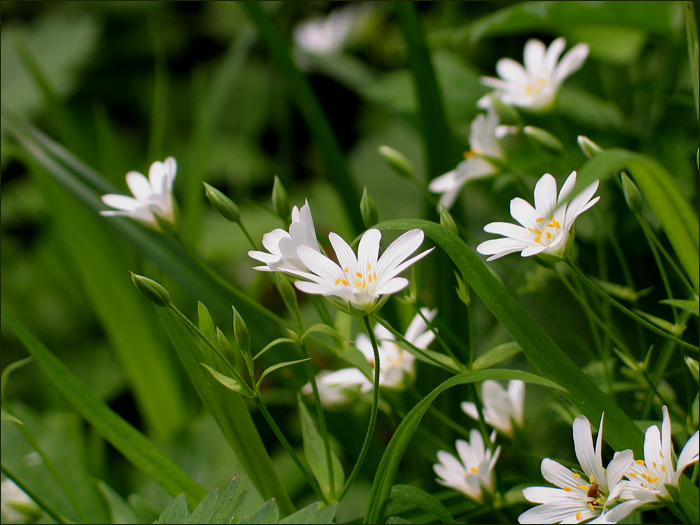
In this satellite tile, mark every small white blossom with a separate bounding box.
[429,109,505,209]
[101,157,178,233]
[433,430,501,503]
[304,308,437,406]
[476,171,599,261]
[293,4,359,56]
[287,228,433,314]
[249,200,322,273]
[620,405,699,504]
[461,379,525,438]
[479,37,589,112]
[519,414,641,524]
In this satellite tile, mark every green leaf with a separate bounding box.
[575,149,699,293]
[364,369,561,524]
[187,476,247,525]
[200,363,254,398]
[256,359,311,392]
[156,308,294,515]
[1,409,23,425]
[660,298,699,317]
[239,498,280,524]
[297,398,344,501]
[155,494,189,525]
[96,481,140,525]
[2,307,208,509]
[390,484,455,524]
[472,342,522,371]
[632,310,680,335]
[279,501,338,524]
[1,356,34,401]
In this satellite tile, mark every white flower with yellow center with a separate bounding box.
[620,405,699,504]
[429,109,505,209]
[461,379,525,438]
[433,430,501,503]
[476,171,599,261]
[288,228,433,314]
[249,200,322,273]
[479,37,589,112]
[519,414,642,524]
[100,157,178,233]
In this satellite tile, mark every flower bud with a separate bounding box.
[620,172,643,215]
[272,175,291,221]
[479,94,521,124]
[438,203,458,236]
[131,272,171,307]
[360,186,378,228]
[378,145,413,179]
[232,305,251,355]
[577,135,603,158]
[523,126,563,154]
[203,182,240,222]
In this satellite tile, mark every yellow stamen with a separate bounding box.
[341,279,349,286]
[547,219,561,228]
[661,465,666,472]
[636,460,645,465]
[335,277,342,285]
[652,461,657,468]
[368,274,373,282]
[536,217,545,222]
[534,235,541,243]
[545,231,552,240]
[463,150,475,160]
[470,466,478,474]
[373,272,377,280]
[356,272,363,278]
[577,485,588,490]
[649,476,659,483]
[659,451,664,458]
[344,268,349,273]
[588,503,595,512]
[629,472,637,477]
[589,475,595,484]
[576,510,582,521]
[563,486,572,492]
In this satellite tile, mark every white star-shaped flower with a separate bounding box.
[293,4,358,56]
[479,37,589,112]
[518,414,642,524]
[433,430,501,503]
[249,199,322,273]
[288,228,433,314]
[461,379,525,438]
[620,405,699,504]
[100,157,178,233]
[476,171,599,261]
[429,109,505,209]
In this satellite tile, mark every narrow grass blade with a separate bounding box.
[2,307,208,509]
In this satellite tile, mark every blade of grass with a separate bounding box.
[2,307,209,509]
[241,1,364,233]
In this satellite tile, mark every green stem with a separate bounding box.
[566,261,698,352]
[253,397,327,503]
[337,315,382,501]
[1,464,70,524]
[237,221,258,251]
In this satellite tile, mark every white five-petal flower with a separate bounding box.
[293,4,359,56]
[429,109,505,209]
[518,414,640,524]
[249,199,322,273]
[479,37,589,112]
[433,430,501,503]
[620,405,699,504]
[100,156,178,233]
[304,308,438,406]
[461,379,525,438]
[288,228,434,314]
[476,171,600,261]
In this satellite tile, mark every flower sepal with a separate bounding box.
[150,201,179,234]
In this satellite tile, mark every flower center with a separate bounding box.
[463,147,482,160]
[566,473,608,521]
[523,77,549,96]
[334,263,378,292]
[528,215,561,245]
[628,459,663,488]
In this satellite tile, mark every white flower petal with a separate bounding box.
[101,194,141,212]
[533,173,558,215]
[125,172,151,201]
[543,37,567,74]
[554,43,589,84]
[483,222,535,243]
[674,431,699,483]
[540,458,580,491]
[524,38,546,73]
[510,198,540,229]
[496,58,529,84]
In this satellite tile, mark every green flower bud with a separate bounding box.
[438,203,458,236]
[577,135,603,158]
[620,172,643,215]
[232,305,251,355]
[272,175,291,221]
[130,272,171,307]
[523,126,564,154]
[360,186,378,228]
[203,182,240,222]
[378,145,413,179]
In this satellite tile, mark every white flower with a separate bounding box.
[355,307,437,390]
[519,414,640,524]
[620,405,699,504]
[249,200,322,273]
[293,4,358,56]
[304,308,437,406]
[433,430,501,503]
[101,156,178,233]
[429,109,505,209]
[288,228,434,314]
[479,37,589,112]
[461,379,525,438]
[476,171,600,261]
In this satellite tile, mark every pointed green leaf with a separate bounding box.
[155,494,189,525]
[96,481,140,525]
[239,498,280,524]
[255,359,311,392]
[390,484,455,524]
[279,501,338,524]
[472,342,522,371]
[200,363,254,398]
[187,476,247,524]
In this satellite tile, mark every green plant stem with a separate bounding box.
[337,315,382,501]
[3,413,91,523]
[1,465,70,525]
[566,261,698,352]
[237,221,259,251]
[415,305,465,369]
[253,397,327,504]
